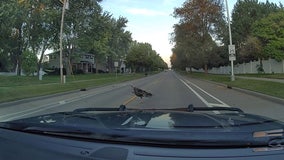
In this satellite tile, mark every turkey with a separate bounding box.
[131,85,152,98]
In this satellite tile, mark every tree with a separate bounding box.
[252,11,284,61]
[0,0,60,76]
[0,1,15,72]
[171,0,227,71]
[239,36,263,65]
[1,0,136,77]
[22,50,38,76]
[231,0,280,62]
[0,0,30,75]
[126,42,166,72]
[62,0,103,74]
[78,10,113,73]
[24,0,61,77]
[107,17,132,71]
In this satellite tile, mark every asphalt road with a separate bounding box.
[0,71,283,122]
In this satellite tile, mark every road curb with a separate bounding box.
[197,79,284,105]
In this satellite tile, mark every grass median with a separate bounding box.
[183,72,284,99]
[0,73,146,103]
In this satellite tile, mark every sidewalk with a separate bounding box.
[236,76,284,83]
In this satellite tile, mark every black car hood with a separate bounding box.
[1,107,283,147]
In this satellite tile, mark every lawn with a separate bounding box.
[237,73,284,79]
[0,73,145,103]
[183,72,284,99]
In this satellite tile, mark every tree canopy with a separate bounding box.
[171,0,284,71]
[171,0,227,71]
[0,0,166,75]
[252,11,284,61]
[126,42,167,72]
[231,0,281,63]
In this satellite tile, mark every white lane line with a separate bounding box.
[178,78,212,107]
[179,78,219,114]
[177,76,232,114]
[208,103,230,107]
[183,79,230,107]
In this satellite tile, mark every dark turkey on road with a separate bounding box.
[131,85,153,98]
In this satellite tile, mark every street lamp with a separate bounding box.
[224,0,235,81]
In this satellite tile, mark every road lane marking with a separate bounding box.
[177,76,231,114]
[208,103,230,107]
[123,96,137,105]
[179,78,212,107]
[183,79,230,107]
[59,100,66,104]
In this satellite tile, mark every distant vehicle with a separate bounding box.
[1,105,283,160]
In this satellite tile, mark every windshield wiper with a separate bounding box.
[23,126,93,135]
[73,105,126,113]
[187,105,244,113]
[72,104,245,114]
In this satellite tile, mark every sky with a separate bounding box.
[100,0,281,66]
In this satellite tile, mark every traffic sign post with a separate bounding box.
[225,0,235,81]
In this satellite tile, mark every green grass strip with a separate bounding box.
[183,72,284,99]
[0,73,145,103]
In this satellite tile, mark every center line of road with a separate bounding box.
[123,96,137,105]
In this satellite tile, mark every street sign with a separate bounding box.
[228,45,236,61]
[114,62,119,67]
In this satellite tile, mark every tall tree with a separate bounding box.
[25,0,61,77]
[252,11,284,61]
[126,42,166,72]
[172,0,226,71]
[0,1,16,71]
[1,0,60,75]
[239,36,263,65]
[0,0,30,75]
[21,50,37,76]
[62,0,103,74]
[78,11,113,73]
[231,0,280,62]
[107,17,132,72]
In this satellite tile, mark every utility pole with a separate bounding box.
[225,0,235,81]
[59,0,68,84]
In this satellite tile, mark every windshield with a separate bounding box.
[0,0,284,148]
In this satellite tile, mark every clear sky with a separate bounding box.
[101,0,281,66]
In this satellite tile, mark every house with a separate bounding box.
[48,50,106,74]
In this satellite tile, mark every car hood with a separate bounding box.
[0,107,283,147]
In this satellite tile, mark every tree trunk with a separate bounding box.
[95,58,98,74]
[17,26,23,76]
[204,64,208,74]
[37,42,47,78]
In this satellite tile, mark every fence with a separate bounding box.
[189,58,284,74]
